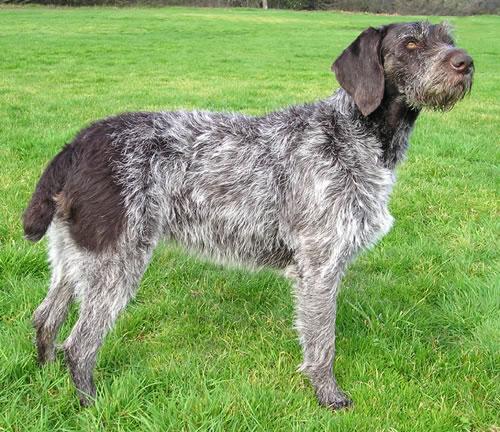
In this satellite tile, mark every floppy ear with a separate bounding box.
[332,27,385,116]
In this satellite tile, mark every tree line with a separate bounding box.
[1,0,498,15]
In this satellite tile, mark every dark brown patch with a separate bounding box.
[25,113,159,252]
[58,116,132,252]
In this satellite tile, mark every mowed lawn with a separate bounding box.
[0,6,498,431]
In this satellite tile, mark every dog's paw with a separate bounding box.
[35,341,56,366]
[78,392,96,408]
[316,386,353,411]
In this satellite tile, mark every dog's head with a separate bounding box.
[332,21,474,116]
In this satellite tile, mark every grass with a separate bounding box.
[0,5,498,431]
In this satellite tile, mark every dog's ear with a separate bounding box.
[332,27,385,116]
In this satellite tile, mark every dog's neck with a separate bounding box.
[332,88,420,170]
[368,90,420,169]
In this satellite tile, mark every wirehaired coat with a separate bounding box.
[23,21,473,408]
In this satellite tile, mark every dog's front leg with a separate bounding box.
[294,249,353,410]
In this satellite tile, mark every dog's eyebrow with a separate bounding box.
[432,23,455,44]
[388,23,426,42]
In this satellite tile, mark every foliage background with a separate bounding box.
[0,0,499,15]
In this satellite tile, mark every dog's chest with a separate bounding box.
[302,161,396,252]
[349,168,396,250]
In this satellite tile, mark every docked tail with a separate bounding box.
[23,144,75,241]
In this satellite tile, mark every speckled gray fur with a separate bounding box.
[27,21,473,408]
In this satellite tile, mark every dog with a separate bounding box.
[23,21,473,408]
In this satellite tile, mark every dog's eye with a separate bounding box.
[406,41,418,50]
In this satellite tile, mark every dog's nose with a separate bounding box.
[450,51,473,74]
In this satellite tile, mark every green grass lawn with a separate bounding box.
[0,6,498,431]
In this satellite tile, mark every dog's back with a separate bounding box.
[25,109,298,267]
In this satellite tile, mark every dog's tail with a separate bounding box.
[23,144,75,242]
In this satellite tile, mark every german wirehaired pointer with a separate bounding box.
[24,21,473,408]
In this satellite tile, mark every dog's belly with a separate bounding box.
[167,224,294,269]
[163,200,294,269]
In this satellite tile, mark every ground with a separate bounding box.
[0,6,498,431]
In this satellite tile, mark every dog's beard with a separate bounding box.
[404,70,473,111]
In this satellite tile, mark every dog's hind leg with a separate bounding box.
[33,273,73,365]
[61,240,155,406]
[33,222,75,364]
